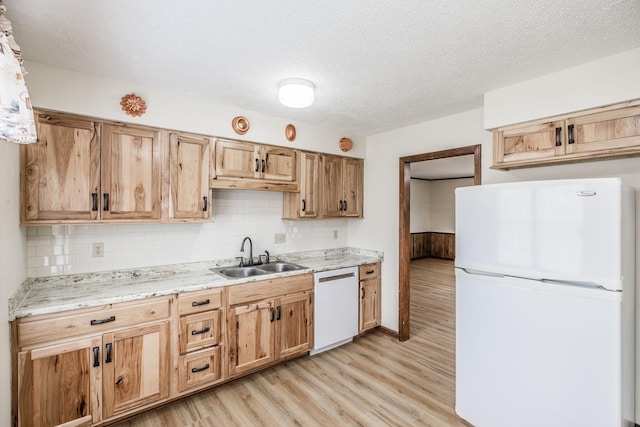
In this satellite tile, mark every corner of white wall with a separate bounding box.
[484,48,640,129]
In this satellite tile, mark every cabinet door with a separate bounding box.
[215,139,260,179]
[565,105,640,156]
[262,146,296,181]
[101,124,162,220]
[169,133,212,220]
[102,322,169,418]
[342,158,363,217]
[359,278,380,332]
[320,155,343,217]
[228,301,275,377]
[493,120,565,166]
[299,152,319,218]
[23,112,100,222]
[275,292,313,359]
[17,337,102,427]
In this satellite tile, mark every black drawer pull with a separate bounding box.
[191,364,210,373]
[366,270,375,275]
[191,327,211,336]
[191,299,210,307]
[92,347,100,367]
[105,343,112,364]
[91,316,116,326]
[361,287,365,299]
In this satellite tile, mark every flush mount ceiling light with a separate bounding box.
[278,78,315,108]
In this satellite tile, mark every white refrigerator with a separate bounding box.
[455,178,635,427]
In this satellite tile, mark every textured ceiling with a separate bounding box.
[6,0,640,136]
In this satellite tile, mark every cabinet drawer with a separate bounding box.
[178,347,222,392]
[178,288,223,315]
[359,263,380,280]
[17,298,170,348]
[179,310,221,354]
[228,273,313,306]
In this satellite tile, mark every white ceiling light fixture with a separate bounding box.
[278,78,314,108]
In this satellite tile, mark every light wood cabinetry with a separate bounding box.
[212,138,298,191]
[492,100,640,169]
[176,288,225,392]
[13,297,171,427]
[227,274,313,378]
[282,151,320,219]
[168,132,214,221]
[320,155,363,218]
[359,263,381,333]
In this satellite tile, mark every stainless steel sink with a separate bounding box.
[210,262,306,279]
[258,262,305,273]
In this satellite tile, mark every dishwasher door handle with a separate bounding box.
[318,273,355,283]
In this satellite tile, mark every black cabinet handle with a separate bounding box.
[191,327,211,336]
[255,159,259,172]
[555,127,562,147]
[91,315,116,326]
[91,193,98,211]
[270,307,275,322]
[568,124,575,144]
[302,199,306,212]
[103,193,110,211]
[366,270,375,275]
[276,305,281,321]
[338,200,343,211]
[361,287,365,299]
[105,343,112,364]
[262,159,265,173]
[203,196,208,211]
[343,201,347,211]
[92,347,100,368]
[191,364,210,373]
[192,299,210,307]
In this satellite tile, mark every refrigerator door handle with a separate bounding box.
[459,268,505,278]
[540,278,607,290]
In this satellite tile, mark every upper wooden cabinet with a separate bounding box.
[101,124,162,221]
[168,132,214,221]
[212,138,298,191]
[492,100,640,169]
[282,151,320,219]
[22,112,101,222]
[320,155,363,218]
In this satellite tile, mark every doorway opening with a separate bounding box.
[398,145,481,341]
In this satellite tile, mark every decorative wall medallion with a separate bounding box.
[285,123,296,141]
[339,137,353,152]
[232,116,250,135]
[120,93,147,117]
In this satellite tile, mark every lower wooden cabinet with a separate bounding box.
[228,300,276,377]
[178,347,222,392]
[359,263,381,333]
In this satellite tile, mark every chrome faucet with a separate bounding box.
[240,237,253,266]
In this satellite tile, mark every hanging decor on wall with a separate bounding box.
[232,116,250,135]
[120,93,147,117]
[0,1,36,144]
[339,137,353,152]
[285,123,296,141]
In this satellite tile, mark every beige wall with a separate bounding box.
[0,141,27,426]
[410,178,474,233]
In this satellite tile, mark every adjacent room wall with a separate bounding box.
[0,141,27,426]
[409,179,430,233]
[428,178,474,233]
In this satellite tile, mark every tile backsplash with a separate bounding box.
[26,190,349,277]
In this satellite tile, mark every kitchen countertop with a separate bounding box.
[9,247,383,321]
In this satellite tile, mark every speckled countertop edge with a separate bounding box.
[9,247,383,321]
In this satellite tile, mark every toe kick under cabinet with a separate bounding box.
[12,296,171,427]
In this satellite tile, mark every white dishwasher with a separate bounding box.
[310,266,359,355]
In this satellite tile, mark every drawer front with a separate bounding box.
[178,347,222,392]
[359,263,380,280]
[179,310,221,354]
[228,273,313,306]
[178,288,223,315]
[18,298,170,348]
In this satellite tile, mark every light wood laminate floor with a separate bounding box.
[114,258,471,426]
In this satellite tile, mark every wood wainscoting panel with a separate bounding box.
[410,232,455,260]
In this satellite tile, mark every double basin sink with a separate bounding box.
[210,261,307,279]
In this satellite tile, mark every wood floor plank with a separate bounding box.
[113,258,471,427]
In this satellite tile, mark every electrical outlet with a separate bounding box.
[274,233,286,244]
[92,243,104,257]
[333,230,339,239]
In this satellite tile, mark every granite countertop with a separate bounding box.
[9,247,383,321]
